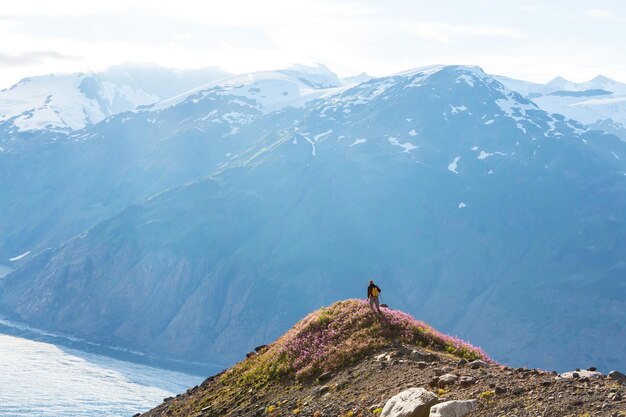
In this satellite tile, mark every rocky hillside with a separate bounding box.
[139,301,626,417]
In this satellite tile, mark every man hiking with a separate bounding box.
[367,280,382,315]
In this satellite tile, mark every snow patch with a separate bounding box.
[388,136,418,153]
[449,104,467,114]
[448,156,461,174]
[350,138,367,147]
[456,74,475,87]
[9,251,30,262]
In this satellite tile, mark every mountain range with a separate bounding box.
[0,63,625,375]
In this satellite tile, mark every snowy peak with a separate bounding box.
[150,66,347,114]
[0,72,158,132]
[100,63,230,100]
[0,64,231,134]
[545,75,625,94]
[547,76,570,90]
[341,72,374,86]
[278,63,342,88]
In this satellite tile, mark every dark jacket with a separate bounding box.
[367,284,381,298]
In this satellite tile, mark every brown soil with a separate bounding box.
[140,344,626,417]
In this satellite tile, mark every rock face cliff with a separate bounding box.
[1,65,626,373]
[139,301,626,417]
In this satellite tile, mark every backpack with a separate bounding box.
[371,287,379,297]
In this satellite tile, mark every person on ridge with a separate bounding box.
[367,280,382,315]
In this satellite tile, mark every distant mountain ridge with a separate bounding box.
[495,73,626,140]
[1,64,625,375]
[0,64,229,153]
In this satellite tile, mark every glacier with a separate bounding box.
[0,333,202,417]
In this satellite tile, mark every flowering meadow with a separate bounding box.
[225,299,494,387]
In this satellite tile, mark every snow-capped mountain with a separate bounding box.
[2,65,625,375]
[0,72,156,133]
[0,64,230,142]
[149,64,346,115]
[496,74,626,140]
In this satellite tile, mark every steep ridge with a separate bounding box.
[139,300,626,417]
[1,65,626,374]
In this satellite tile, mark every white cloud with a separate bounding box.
[517,5,539,12]
[586,9,617,19]
[0,1,625,87]
[409,22,526,43]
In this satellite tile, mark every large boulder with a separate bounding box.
[429,400,477,417]
[381,387,439,417]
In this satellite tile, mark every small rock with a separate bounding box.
[608,370,626,384]
[609,393,622,401]
[132,414,141,417]
[409,350,438,363]
[438,374,459,388]
[428,400,477,417]
[559,370,604,380]
[416,362,428,369]
[315,385,330,396]
[468,360,490,369]
[256,407,265,415]
[541,380,553,387]
[381,387,438,417]
[254,344,267,353]
[495,386,507,395]
[201,406,212,412]
[395,346,412,357]
[459,376,476,387]
[457,359,467,366]
[318,371,334,382]
[588,367,597,372]
[246,351,257,358]
[511,387,524,395]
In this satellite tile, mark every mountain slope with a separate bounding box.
[2,65,625,374]
[0,65,347,263]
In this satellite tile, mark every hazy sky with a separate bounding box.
[1,0,625,88]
